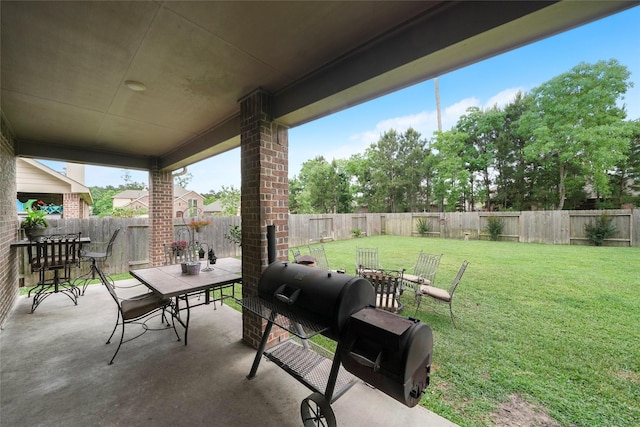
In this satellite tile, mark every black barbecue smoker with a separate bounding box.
[240,260,433,427]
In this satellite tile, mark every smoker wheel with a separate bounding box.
[301,392,336,427]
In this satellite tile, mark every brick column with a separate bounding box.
[240,89,289,348]
[149,169,173,266]
[0,126,19,327]
[62,193,80,218]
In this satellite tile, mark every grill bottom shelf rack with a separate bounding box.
[264,336,358,403]
[240,296,356,427]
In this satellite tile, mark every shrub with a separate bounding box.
[351,228,362,237]
[224,224,242,246]
[584,213,616,246]
[416,218,432,236]
[485,216,505,241]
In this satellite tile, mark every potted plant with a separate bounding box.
[21,207,49,241]
[170,240,188,255]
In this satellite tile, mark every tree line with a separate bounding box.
[289,59,640,213]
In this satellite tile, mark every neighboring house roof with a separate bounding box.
[112,189,148,199]
[16,158,93,205]
[203,200,223,214]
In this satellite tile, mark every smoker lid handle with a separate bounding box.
[349,351,382,372]
[274,284,300,305]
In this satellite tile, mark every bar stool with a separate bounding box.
[78,228,121,295]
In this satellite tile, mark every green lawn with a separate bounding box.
[295,236,639,427]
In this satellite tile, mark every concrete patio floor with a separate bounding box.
[1,280,457,427]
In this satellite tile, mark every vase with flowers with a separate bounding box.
[170,240,188,256]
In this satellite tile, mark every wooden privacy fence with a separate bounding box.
[16,209,637,286]
[17,216,241,287]
[288,209,638,248]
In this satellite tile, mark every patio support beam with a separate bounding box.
[240,89,289,349]
[149,168,173,266]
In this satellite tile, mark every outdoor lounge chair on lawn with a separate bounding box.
[309,245,330,270]
[416,260,469,328]
[403,251,442,292]
[355,247,382,276]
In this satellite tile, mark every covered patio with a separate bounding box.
[1,281,455,426]
[2,1,637,425]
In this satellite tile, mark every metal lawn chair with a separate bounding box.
[415,261,469,328]
[97,265,178,364]
[355,247,382,276]
[289,247,301,262]
[403,251,442,294]
[360,268,405,313]
[309,245,330,270]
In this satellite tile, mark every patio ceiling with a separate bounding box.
[1,1,636,172]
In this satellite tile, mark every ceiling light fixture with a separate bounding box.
[124,80,147,92]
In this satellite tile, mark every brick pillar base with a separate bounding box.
[240,89,289,349]
[149,169,173,266]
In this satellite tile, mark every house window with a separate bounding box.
[188,199,198,217]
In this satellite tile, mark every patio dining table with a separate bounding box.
[129,257,242,345]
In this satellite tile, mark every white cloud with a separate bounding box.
[483,87,525,109]
[346,88,525,150]
[346,96,478,147]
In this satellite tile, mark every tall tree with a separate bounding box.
[291,156,352,213]
[344,153,373,211]
[174,172,193,189]
[456,106,504,209]
[431,130,472,212]
[365,130,403,212]
[288,176,306,214]
[397,128,429,212]
[333,159,354,213]
[364,128,428,212]
[519,59,632,209]
[609,119,640,207]
[217,185,240,216]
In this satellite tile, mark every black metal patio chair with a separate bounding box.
[97,266,179,364]
[78,227,121,295]
[360,268,405,313]
[27,233,83,313]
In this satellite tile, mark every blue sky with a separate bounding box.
[44,6,640,194]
